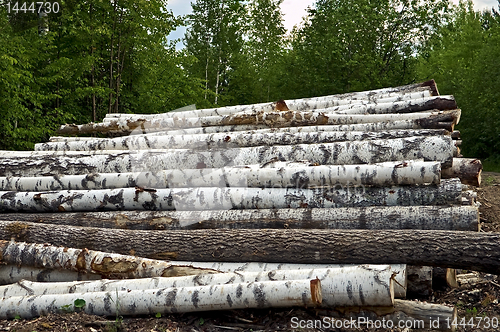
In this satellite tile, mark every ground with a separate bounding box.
[1,173,500,332]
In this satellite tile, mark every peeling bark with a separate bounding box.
[56,110,460,136]
[0,240,217,279]
[0,179,462,212]
[0,206,478,231]
[0,224,498,273]
[36,129,450,152]
[0,161,442,191]
[0,279,321,319]
[0,136,455,177]
[0,265,396,307]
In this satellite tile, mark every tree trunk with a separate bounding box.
[319,299,456,331]
[0,179,462,212]
[56,110,460,136]
[441,158,482,186]
[0,240,217,279]
[35,129,450,152]
[0,161,443,191]
[406,266,433,298]
[0,265,396,307]
[0,265,102,285]
[0,279,321,319]
[103,80,438,121]
[0,206,478,231]
[101,91,439,121]
[1,224,498,273]
[0,136,455,176]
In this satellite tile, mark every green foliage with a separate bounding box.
[418,0,500,161]
[281,0,451,99]
[74,298,86,308]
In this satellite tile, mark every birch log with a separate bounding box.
[319,299,456,331]
[0,206,478,231]
[441,158,482,186]
[0,240,216,279]
[0,265,102,284]
[35,129,450,152]
[1,223,499,273]
[0,265,395,307]
[56,110,460,136]
[103,80,439,121]
[0,136,455,177]
[0,279,321,319]
[103,90,435,121]
[107,116,456,137]
[0,161,442,191]
[0,179,462,212]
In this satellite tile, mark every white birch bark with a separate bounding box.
[0,136,455,177]
[0,179,462,212]
[0,161,442,191]
[36,129,449,152]
[0,279,321,319]
[103,80,437,121]
[0,206,478,231]
[102,90,435,121]
[0,265,102,285]
[56,110,460,135]
[0,265,395,307]
[0,240,217,279]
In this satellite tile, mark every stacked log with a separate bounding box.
[0,80,480,330]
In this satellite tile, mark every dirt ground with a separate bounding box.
[1,173,500,332]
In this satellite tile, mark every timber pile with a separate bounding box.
[0,79,487,330]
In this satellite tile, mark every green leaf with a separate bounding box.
[74,299,86,308]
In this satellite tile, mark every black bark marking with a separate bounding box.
[191,290,200,308]
[253,283,266,308]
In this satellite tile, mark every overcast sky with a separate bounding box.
[167,0,499,47]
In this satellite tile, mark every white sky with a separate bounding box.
[167,0,499,47]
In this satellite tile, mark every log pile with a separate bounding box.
[0,79,484,330]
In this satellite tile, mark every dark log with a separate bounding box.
[406,266,433,298]
[451,131,460,139]
[0,206,479,231]
[433,267,458,290]
[441,158,482,186]
[1,223,500,274]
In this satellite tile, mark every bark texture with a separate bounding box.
[0,206,478,231]
[441,158,483,186]
[0,240,216,279]
[56,110,460,136]
[406,266,433,298]
[0,161,442,191]
[0,279,320,319]
[36,129,450,152]
[0,136,455,177]
[0,179,462,212]
[0,265,395,307]
[0,223,499,274]
[320,299,456,331]
[0,265,101,285]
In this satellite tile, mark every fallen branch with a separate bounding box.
[1,224,499,273]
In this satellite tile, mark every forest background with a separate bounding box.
[0,0,499,170]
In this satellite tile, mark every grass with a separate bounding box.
[482,157,500,173]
